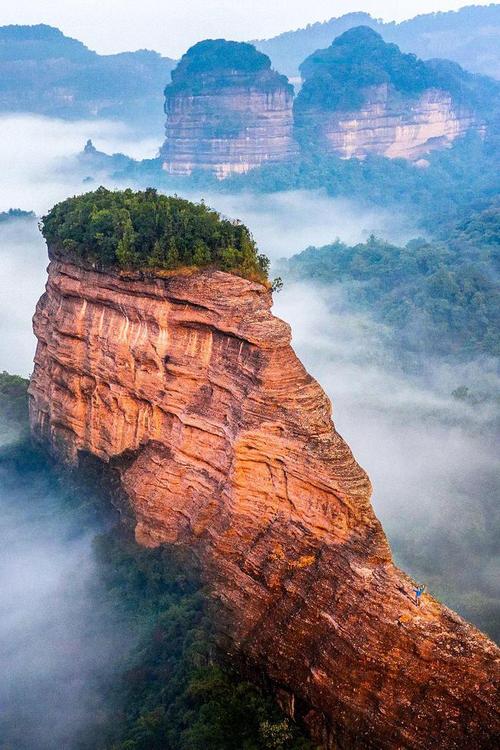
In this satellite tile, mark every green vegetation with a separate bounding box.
[41,188,270,283]
[0,378,313,750]
[278,202,500,360]
[0,371,30,443]
[297,27,433,113]
[0,208,35,223]
[166,40,292,97]
[0,25,174,128]
[82,534,314,750]
[221,132,499,236]
[295,26,499,116]
[254,6,500,80]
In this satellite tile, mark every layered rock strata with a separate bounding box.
[160,40,296,178]
[299,84,480,160]
[29,257,500,749]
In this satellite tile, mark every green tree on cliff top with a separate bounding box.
[41,187,270,284]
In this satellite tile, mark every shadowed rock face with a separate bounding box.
[29,256,500,749]
[160,40,296,178]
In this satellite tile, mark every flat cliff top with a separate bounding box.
[40,187,270,284]
[166,38,293,95]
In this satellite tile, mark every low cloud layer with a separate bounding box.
[274,282,500,622]
[0,114,159,214]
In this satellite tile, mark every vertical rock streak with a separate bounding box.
[29,259,500,749]
[295,85,482,160]
[162,83,296,178]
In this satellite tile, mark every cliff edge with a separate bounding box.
[160,40,296,178]
[294,27,490,160]
[29,256,499,749]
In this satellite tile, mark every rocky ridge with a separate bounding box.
[29,255,500,749]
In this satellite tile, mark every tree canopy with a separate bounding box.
[279,202,500,360]
[41,187,270,283]
[165,39,292,97]
[295,25,499,115]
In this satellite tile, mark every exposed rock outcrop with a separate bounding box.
[294,27,489,161]
[29,255,500,749]
[160,40,296,178]
[297,83,479,160]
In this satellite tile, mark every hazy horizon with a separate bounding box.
[0,1,495,58]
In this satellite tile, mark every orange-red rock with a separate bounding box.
[29,256,500,749]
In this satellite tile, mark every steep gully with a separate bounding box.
[28,256,500,749]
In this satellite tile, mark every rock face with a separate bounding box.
[294,27,488,161]
[299,84,479,160]
[29,255,500,749]
[160,40,296,178]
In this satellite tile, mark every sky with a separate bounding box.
[0,1,493,57]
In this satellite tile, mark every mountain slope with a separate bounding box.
[0,24,175,129]
[255,5,500,79]
[294,27,493,160]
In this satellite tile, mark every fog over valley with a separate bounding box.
[0,7,499,745]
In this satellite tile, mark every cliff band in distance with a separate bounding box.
[161,40,296,179]
[298,84,478,160]
[29,256,500,749]
[294,26,488,161]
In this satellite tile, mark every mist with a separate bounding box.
[0,114,159,215]
[0,108,498,748]
[0,429,132,749]
[274,282,500,631]
[0,113,420,375]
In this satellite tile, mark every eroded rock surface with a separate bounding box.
[29,257,500,749]
[298,84,480,160]
[160,40,296,178]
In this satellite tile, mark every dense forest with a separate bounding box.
[278,201,500,360]
[42,188,270,284]
[297,27,436,112]
[0,373,314,750]
[166,40,292,96]
[218,132,499,236]
[254,5,500,79]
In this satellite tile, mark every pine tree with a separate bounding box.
[148,239,165,268]
[193,240,211,267]
[165,239,180,268]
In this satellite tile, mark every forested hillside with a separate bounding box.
[0,25,175,129]
[255,5,500,79]
[278,201,500,361]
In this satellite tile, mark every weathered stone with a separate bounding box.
[297,83,482,160]
[29,258,500,749]
[160,40,296,178]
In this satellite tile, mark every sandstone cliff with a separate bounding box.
[29,256,500,749]
[297,83,479,160]
[160,40,296,178]
[294,27,489,161]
